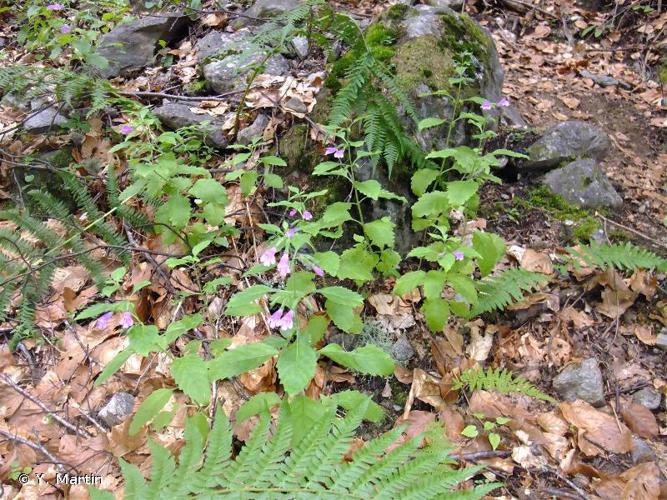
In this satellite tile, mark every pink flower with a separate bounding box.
[312,265,324,277]
[260,247,277,266]
[453,251,464,261]
[289,208,297,217]
[497,97,510,108]
[47,3,64,10]
[277,252,290,278]
[120,124,134,135]
[95,312,113,329]
[268,309,294,331]
[60,24,71,33]
[302,210,313,221]
[286,227,297,238]
[120,312,134,329]
[325,146,345,159]
[481,100,492,111]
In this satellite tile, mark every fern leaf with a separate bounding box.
[472,268,549,315]
[453,367,555,403]
[568,242,667,272]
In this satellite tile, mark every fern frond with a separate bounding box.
[453,367,556,403]
[472,268,549,315]
[328,53,373,129]
[568,242,667,272]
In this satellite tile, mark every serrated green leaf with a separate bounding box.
[189,178,228,203]
[236,392,282,422]
[155,194,191,229]
[328,390,385,423]
[318,286,363,307]
[325,299,363,334]
[311,251,340,276]
[319,343,394,376]
[412,191,449,218]
[224,285,272,316]
[448,275,478,304]
[75,301,133,320]
[130,388,173,435]
[394,270,426,296]
[260,155,287,166]
[363,217,395,249]
[411,169,439,196]
[207,342,278,382]
[337,247,376,282]
[445,180,478,206]
[171,354,210,405]
[421,297,449,332]
[461,425,479,438]
[277,337,317,396]
[417,117,446,131]
[473,231,506,277]
[488,432,501,450]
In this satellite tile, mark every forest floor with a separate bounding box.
[0,0,666,499]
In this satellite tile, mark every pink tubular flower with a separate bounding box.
[497,97,510,108]
[120,312,134,329]
[312,265,325,277]
[268,309,294,331]
[260,247,277,266]
[95,312,113,329]
[47,3,64,10]
[60,24,71,33]
[302,210,313,221]
[481,100,493,111]
[277,252,290,278]
[268,309,284,329]
[286,227,297,238]
[453,250,464,261]
[289,208,297,217]
[325,146,345,159]
[120,124,134,135]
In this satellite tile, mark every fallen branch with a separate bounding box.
[595,212,667,250]
[0,373,92,438]
[0,428,65,472]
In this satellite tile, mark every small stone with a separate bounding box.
[655,331,667,351]
[391,335,415,363]
[631,437,656,464]
[580,70,619,87]
[290,36,309,59]
[284,97,308,115]
[23,103,68,134]
[632,387,662,410]
[237,114,269,145]
[98,392,135,427]
[552,357,605,407]
[245,0,302,17]
[543,159,622,209]
[153,102,228,149]
[524,120,610,171]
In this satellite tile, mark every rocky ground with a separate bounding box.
[0,0,666,498]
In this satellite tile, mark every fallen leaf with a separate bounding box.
[620,401,659,438]
[560,400,633,455]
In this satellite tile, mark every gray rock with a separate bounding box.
[631,437,656,464]
[391,335,415,363]
[656,330,667,351]
[98,392,135,427]
[553,358,605,407]
[290,36,309,59]
[579,70,621,88]
[237,114,269,145]
[525,120,610,171]
[24,99,68,133]
[245,0,303,18]
[633,387,662,410]
[543,159,622,209]
[203,53,289,93]
[96,14,190,78]
[196,29,252,63]
[422,0,464,9]
[153,102,229,149]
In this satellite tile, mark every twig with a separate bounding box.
[0,373,92,438]
[118,90,244,102]
[0,428,65,472]
[541,465,588,500]
[595,212,667,250]
[454,450,511,461]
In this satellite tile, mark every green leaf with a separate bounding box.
[318,286,363,307]
[130,388,173,435]
[75,301,133,320]
[488,432,501,450]
[354,179,382,199]
[171,354,210,406]
[277,337,318,396]
[496,416,511,425]
[412,191,449,218]
[319,343,394,376]
[423,270,446,300]
[318,202,352,228]
[312,251,340,276]
[156,194,191,229]
[411,169,439,196]
[445,180,478,206]
[224,285,272,316]
[337,247,377,282]
[95,349,133,386]
[207,342,278,382]
[189,178,228,204]
[473,231,506,277]
[313,161,345,176]
[448,275,478,304]
[417,117,446,131]
[236,392,282,422]
[240,171,258,196]
[260,155,287,166]
[363,217,395,249]
[302,314,329,345]
[461,425,479,438]
[263,173,283,189]
[325,299,363,334]
[328,390,385,423]
[162,314,203,345]
[394,270,426,296]
[127,325,161,356]
[421,298,449,332]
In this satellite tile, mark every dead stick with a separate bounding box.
[595,212,667,250]
[0,429,65,471]
[0,374,92,438]
[454,450,512,462]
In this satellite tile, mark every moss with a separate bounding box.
[439,11,492,64]
[387,3,410,21]
[515,186,601,242]
[393,35,454,91]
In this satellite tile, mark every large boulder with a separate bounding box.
[97,14,190,78]
[196,30,252,63]
[153,102,229,149]
[203,53,289,93]
[542,159,622,209]
[245,0,303,18]
[524,120,610,171]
